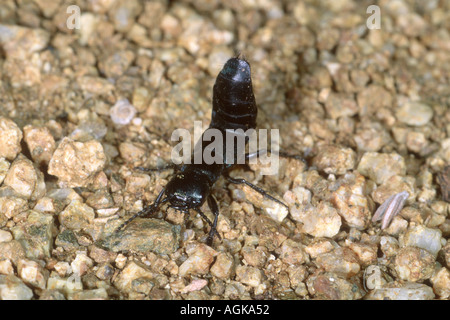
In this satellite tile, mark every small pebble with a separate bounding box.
[86,189,114,210]
[0,158,10,185]
[306,272,364,300]
[47,276,83,295]
[17,259,48,289]
[53,261,72,277]
[0,275,33,300]
[331,173,371,230]
[131,278,154,295]
[235,266,264,288]
[379,236,399,258]
[119,142,147,164]
[48,137,106,188]
[286,186,341,238]
[0,241,26,266]
[394,247,435,282]
[0,25,49,59]
[242,185,288,223]
[113,261,154,293]
[384,216,408,236]
[324,93,358,119]
[0,117,22,161]
[313,145,356,175]
[3,155,46,200]
[223,281,250,299]
[59,200,95,231]
[23,125,56,166]
[71,251,94,277]
[77,76,115,95]
[95,263,115,281]
[101,218,180,255]
[371,176,414,204]
[443,243,450,267]
[0,195,28,228]
[77,13,100,45]
[109,0,142,33]
[67,288,108,300]
[38,290,66,300]
[181,279,208,294]
[34,197,64,214]
[70,120,108,141]
[110,99,137,125]
[132,87,153,112]
[396,101,434,126]
[11,211,53,259]
[279,239,308,265]
[347,242,377,266]
[0,230,13,243]
[179,243,218,277]
[0,259,14,275]
[115,254,127,270]
[315,247,360,278]
[357,152,406,185]
[356,85,393,116]
[294,202,342,238]
[354,122,391,152]
[430,267,450,299]
[89,245,117,264]
[241,246,267,268]
[210,252,234,279]
[99,50,135,78]
[406,131,428,154]
[365,282,435,300]
[399,225,442,257]
[304,239,336,259]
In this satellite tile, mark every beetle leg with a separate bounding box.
[194,197,222,246]
[278,150,308,167]
[245,149,267,161]
[206,195,221,245]
[245,149,308,168]
[134,163,180,173]
[225,173,288,210]
[115,187,167,233]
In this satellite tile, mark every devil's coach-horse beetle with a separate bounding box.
[116,56,300,246]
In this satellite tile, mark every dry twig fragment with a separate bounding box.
[437,166,450,203]
[372,191,409,229]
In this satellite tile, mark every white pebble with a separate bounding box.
[0,230,13,243]
[110,99,136,125]
[400,225,442,257]
[0,275,33,300]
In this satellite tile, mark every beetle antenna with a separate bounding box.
[235,51,247,62]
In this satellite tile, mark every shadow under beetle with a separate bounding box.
[116,56,298,246]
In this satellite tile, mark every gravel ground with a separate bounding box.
[0,0,449,300]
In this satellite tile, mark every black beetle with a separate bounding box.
[117,56,292,245]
